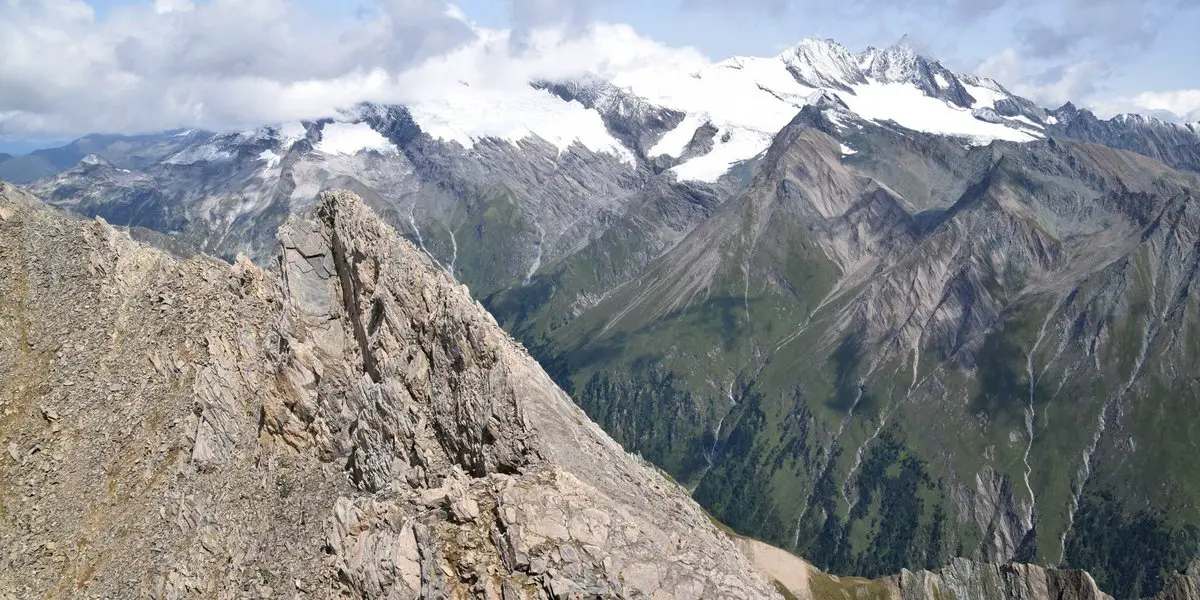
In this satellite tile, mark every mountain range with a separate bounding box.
[6,37,1200,598]
[9,183,1200,599]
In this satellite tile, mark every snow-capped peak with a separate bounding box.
[779,39,864,91]
[606,37,1042,181]
[298,35,1050,184]
[860,40,924,84]
[1115,113,1154,126]
[884,34,924,58]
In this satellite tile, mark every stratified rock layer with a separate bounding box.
[0,183,778,599]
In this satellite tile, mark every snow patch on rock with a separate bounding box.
[651,113,709,158]
[963,82,1007,110]
[614,54,817,182]
[164,143,234,165]
[258,149,282,169]
[841,82,1037,143]
[672,128,772,182]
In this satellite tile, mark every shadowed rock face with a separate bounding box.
[0,184,779,599]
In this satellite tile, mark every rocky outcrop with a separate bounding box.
[0,183,779,598]
[755,550,1200,600]
[867,558,1200,600]
[881,559,1111,600]
[1156,562,1200,600]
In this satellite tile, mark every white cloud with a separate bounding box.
[976,48,1022,89]
[1094,89,1200,121]
[1,0,1193,140]
[977,47,1100,110]
[0,0,685,139]
[154,0,195,14]
[979,48,1200,122]
[1026,62,1102,108]
[39,0,95,21]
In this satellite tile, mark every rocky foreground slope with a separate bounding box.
[0,184,781,598]
[4,183,1199,600]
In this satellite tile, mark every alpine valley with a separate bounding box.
[8,35,1200,599]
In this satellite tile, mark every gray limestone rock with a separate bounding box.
[0,183,780,599]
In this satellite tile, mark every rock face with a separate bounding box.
[751,547,1200,600]
[0,183,779,599]
[867,559,1200,600]
[882,560,1112,600]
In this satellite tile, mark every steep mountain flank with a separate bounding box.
[0,184,780,599]
[23,111,703,305]
[518,106,1200,596]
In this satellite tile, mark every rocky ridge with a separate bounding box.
[0,183,779,599]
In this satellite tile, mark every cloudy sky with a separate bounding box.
[1,0,1197,153]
